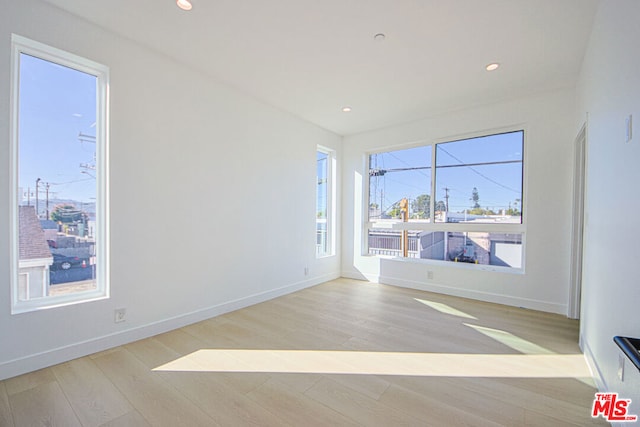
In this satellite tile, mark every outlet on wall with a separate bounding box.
[304,266,309,276]
[618,354,625,381]
[114,308,127,323]
[427,270,434,280]
[618,354,624,381]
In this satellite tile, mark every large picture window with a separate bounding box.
[367,131,524,269]
[10,35,109,313]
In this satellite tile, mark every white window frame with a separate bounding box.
[316,146,336,258]
[9,34,110,314]
[365,128,526,272]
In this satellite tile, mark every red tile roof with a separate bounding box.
[19,206,52,260]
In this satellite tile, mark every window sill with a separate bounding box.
[12,290,109,315]
[364,253,525,275]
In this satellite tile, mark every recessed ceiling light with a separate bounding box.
[374,33,386,42]
[342,106,352,113]
[486,63,500,71]
[176,0,192,11]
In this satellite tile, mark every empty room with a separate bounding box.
[1,0,639,425]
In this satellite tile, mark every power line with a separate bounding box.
[48,177,94,186]
[437,159,521,169]
[387,152,430,178]
[383,176,427,194]
[437,146,520,193]
[369,165,431,176]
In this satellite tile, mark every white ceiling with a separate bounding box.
[42,0,600,136]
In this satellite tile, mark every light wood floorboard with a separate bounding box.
[98,410,151,427]
[51,357,133,427]
[0,381,14,427]
[0,278,606,426]
[8,381,81,427]
[91,348,216,427]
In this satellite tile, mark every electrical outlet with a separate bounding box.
[626,114,633,143]
[427,271,434,280]
[114,308,126,323]
[618,354,625,381]
[304,266,309,276]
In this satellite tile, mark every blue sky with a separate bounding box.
[316,151,328,217]
[18,53,97,206]
[369,131,523,215]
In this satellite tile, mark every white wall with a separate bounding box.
[577,0,640,410]
[342,89,577,315]
[0,0,341,380]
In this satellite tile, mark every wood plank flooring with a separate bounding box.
[0,278,606,426]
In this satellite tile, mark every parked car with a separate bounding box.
[51,253,87,271]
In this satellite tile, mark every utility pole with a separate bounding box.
[400,198,409,257]
[45,182,51,220]
[441,188,451,259]
[443,187,450,212]
[35,178,41,218]
[78,132,96,144]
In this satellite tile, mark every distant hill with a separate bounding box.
[21,198,96,219]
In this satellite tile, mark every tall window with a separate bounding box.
[316,147,334,257]
[11,35,109,313]
[367,131,524,269]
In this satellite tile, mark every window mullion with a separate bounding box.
[430,144,436,222]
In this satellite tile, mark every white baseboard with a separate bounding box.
[341,270,379,283]
[582,335,608,392]
[378,275,567,315]
[0,273,338,381]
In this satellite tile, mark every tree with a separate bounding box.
[514,198,521,215]
[51,204,84,223]
[470,187,480,209]
[411,194,430,219]
[387,207,401,218]
[468,207,496,216]
[435,200,447,212]
[506,198,521,216]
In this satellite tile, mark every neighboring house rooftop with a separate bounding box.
[19,206,52,260]
[40,219,58,230]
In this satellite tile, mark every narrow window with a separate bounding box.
[11,35,109,313]
[316,147,334,257]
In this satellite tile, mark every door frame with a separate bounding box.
[568,123,587,319]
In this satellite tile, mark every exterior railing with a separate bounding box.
[368,231,419,258]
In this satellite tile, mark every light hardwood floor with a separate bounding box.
[0,279,607,426]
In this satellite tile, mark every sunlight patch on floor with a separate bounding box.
[153,349,591,379]
[414,298,478,319]
[464,323,555,354]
